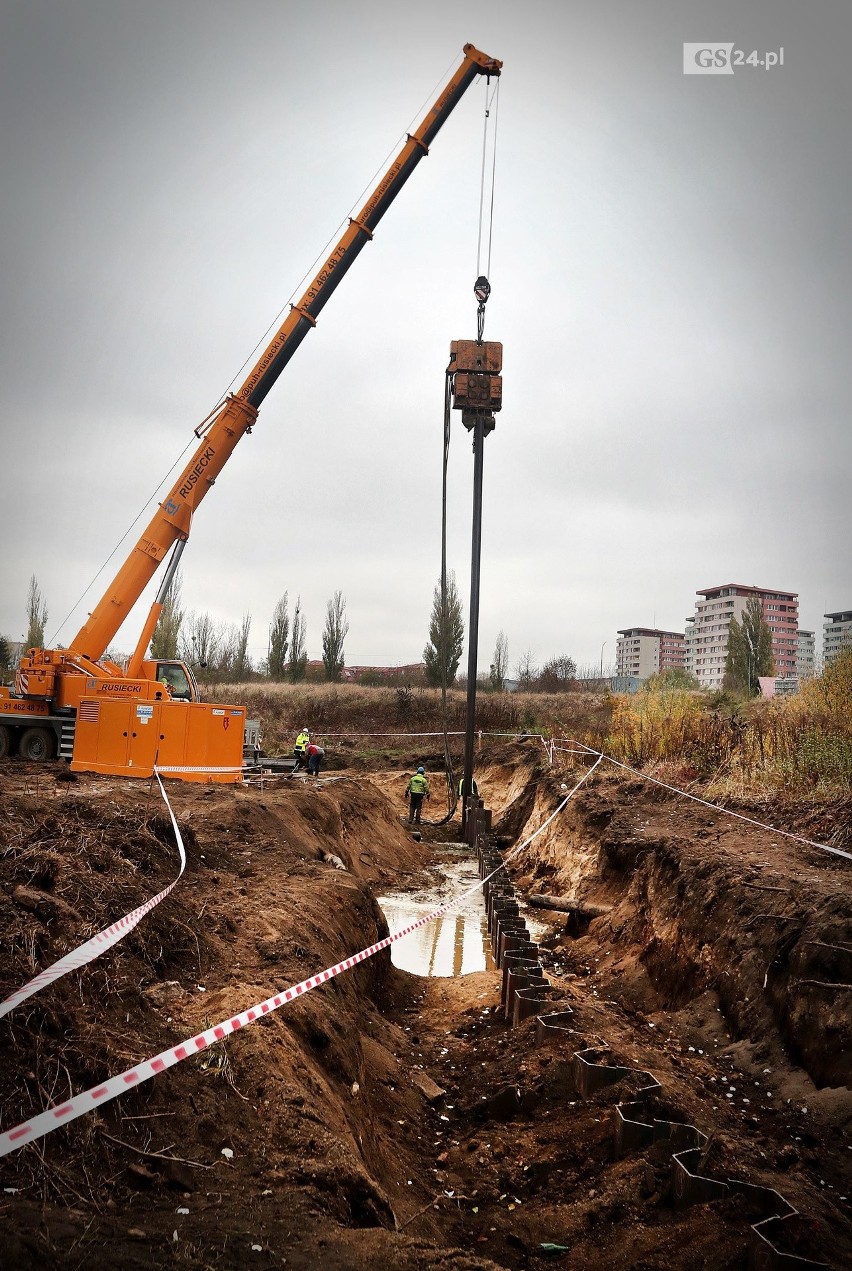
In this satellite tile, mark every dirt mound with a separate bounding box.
[0,756,849,1269]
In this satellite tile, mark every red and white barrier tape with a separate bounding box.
[0,758,601,1157]
[0,773,186,1020]
[315,730,467,738]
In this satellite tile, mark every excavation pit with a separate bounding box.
[0,748,849,1270]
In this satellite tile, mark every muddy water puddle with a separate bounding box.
[378,847,494,977]
[377,846,547,978]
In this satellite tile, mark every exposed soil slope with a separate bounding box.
[0,751,849,1269]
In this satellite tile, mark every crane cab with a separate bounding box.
[141,660,199,702]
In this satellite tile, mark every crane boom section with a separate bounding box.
[70,43,501,661]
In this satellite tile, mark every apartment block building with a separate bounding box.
[616,628,686,681]
[796,630,816,679]
[823,611,852,666]
[690,584,798,690]
[684,615,696,679]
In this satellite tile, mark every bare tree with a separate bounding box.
[179,611,220,676]
[489,630,509,690]
[268,593,290,681]
[515,649,539,690]
[288,597,307,683]
[215,621,239,681]
[25,575,48,649]
[150,569,183,660]
[322,591,349,682]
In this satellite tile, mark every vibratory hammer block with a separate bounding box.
[449,339,503,429]
[450,339,503,374]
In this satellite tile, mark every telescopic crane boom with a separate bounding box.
[2,44,502,782]
[73,42,502,662]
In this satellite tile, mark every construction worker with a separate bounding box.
[158,666,190,700]
[293,727,310,772]
[306,741,325,777]
[406,766,430,825]
[458,774,479,800]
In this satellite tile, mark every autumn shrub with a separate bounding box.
[605,690,709,767]
[207,681,608,758]
[212,657,852,794]
[761,650,852,791]
[602,651,852,795]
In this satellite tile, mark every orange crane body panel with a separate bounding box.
[71,698,245,783]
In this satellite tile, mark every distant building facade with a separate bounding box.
[796,630,816,679]
[615,628,686,681]
[823,611,852,666]
[340,663,424,683]
[609,675,642,694]
[684,615,697,679]
[758,676,800,699]
[690,584,798,689]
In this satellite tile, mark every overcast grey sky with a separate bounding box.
[1,0,849,674]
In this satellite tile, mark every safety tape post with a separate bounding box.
[0,755,602,1158]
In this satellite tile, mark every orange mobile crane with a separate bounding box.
[0,44,502,783]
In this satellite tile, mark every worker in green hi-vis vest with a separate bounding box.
[406,767,430,824]
[293,728,310,772]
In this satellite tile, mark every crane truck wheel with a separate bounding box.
[18,727,56,762]
[0,725,11,759]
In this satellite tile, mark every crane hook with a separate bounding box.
[474,275,490,342]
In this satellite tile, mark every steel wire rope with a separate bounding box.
[48,436,199,647]
[475,77,500,283]
[49,54,461,647]
[475,78,499,342]
[424,76,498,827]
[422,370,460,827]
[484,79,499,280]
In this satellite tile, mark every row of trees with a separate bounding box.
[150,568,582,691]
[11,573,777,698]
[2,570,577,693]
[421,574,582,693]
[150,575,350,683]
[267,590,349,683]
